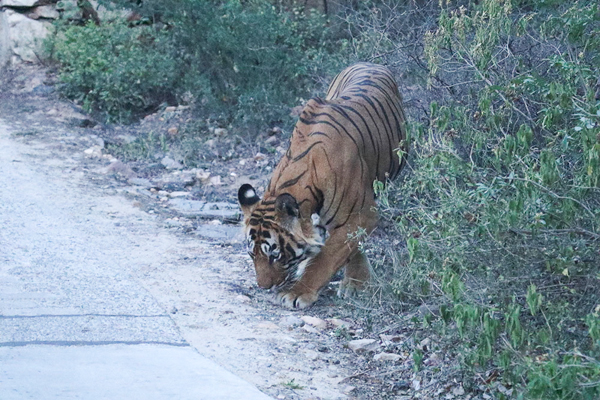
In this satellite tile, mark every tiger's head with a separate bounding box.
[237,183,328,290]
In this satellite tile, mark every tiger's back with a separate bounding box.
[238,63,407,309]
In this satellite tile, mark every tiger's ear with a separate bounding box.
[238,184,260,218]
[275,193,299,227]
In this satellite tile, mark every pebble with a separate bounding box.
[254,152,267,161]
[161,156,183,170]
[302,325,320,334]
[373,352,403,362]
[279,315,304,330]
[301,316,327,330]
[213,128,228,136]
[167,127,178,136]
[167,191,190,198]
[347,339,379,353]
[164,106,177,112]
[83,145,102,158]
[327,318,353,329]
[102,160,136,179]
[235,295,251,303]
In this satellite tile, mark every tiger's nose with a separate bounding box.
[256,275,273,289]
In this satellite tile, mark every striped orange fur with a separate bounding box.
[238,63,407,309]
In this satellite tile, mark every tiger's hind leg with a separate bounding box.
[338,250,371,299]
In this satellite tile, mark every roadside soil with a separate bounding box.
[1,65,482,400]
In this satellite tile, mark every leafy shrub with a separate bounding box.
[51,21,177,122]
[50,0,350,128]
[367,0,600,398]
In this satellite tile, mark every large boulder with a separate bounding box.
[0,8,53,66]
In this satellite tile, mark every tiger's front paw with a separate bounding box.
[276,291,318,309]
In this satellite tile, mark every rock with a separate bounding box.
[265,136,278,145]
[161,156,183,170]
[164,106,177,112]
[300,316,327,330]
[453,385,466,396]
[235,295,251,303]
[380,334,404,344]
[347,339,379,353]
[412,379,421,391]
[84,145,102,158]
[1,0,40,6]
[373,352,403,362]
[0,8,53,65]
[253,152,267,161]
[167,191,190,198]
[303,350,320,360]
[302,325,320,334]
[167,127,178,136]
[418,337,431,351]
[102,161,136,179]
[29,5,60,19]
[279,315,304,329]
[208,175,222,186]
[115,134,137,144]
[327,318,353,329]
[269,126,282,135]
[213,128,227,136]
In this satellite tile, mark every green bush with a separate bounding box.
[50,0,349,128]
[52,21,178,122]
[370,0,600,398]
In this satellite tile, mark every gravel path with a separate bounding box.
[0,120,272,400]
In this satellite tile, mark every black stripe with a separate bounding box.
[292,141,322,163]
[277,170,307,190]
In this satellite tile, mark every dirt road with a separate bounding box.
[0,83,359,399]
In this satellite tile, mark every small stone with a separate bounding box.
[161,156,183,170]
[167,191,190,198]
[102,161,136,179]
[235,295,251,303]
[208,220,222,226]
[279,315,304,329]
[412,379,421,391]
[453,385,466,396]
[254,152,267,161]
[239,159,247,166]
[269,126,282,135]
[373,352,403,362]
[347,339,379,353]
[302,325,319,334]
[300,316,327,330]
[418,337,431,350]
[213,128,228,136]
[84,146,102,158]
[208,175,222,186]
[164,106,177,112]
[275,146,286,154]
[167,127,178,136]
[303,350,320,360]
[265,136,278,145]
[380,334,404,344]
[327,318,353,329]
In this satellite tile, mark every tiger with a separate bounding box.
[238,62,407,309]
